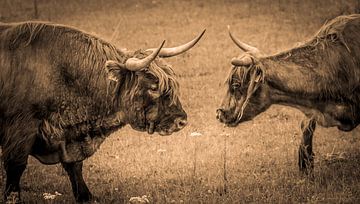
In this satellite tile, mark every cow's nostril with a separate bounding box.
[216,109,224,120]
[175,118,187,129]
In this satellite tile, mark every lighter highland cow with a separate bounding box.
[0,21,205,203]
[217,14,360,174]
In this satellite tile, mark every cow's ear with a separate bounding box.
[254,66,264,83]
[105,60,126,82]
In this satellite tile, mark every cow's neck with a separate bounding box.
[266,82,321,118]
[261,56,325,96]
[262,59,315,102]
[262,58,358,130]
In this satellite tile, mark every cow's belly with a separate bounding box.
[302,103,358,131]
[30,136,62,164]
[324,103,358,131]
[31,152,61,165]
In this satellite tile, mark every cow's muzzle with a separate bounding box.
[216,108,239,127]
[216,108,226,123]
[157,116,188,136]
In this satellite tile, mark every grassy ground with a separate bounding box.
[1,0,360,203]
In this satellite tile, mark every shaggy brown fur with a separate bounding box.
[218,14,360,174]
[0,21,180,163]
[0,21,187,202]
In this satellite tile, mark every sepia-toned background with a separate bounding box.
[1,0,360,203]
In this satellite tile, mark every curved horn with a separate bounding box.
[228,25,259,54]
[125,40,166,71]
[146,29,206,58]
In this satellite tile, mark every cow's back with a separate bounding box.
[0,21,124,133]
[342,15,360,63]
[0,22,53,110]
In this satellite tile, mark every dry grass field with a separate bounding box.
[1,0,360,203]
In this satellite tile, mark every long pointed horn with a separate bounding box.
[228,25,259,54]
[146,29,206,58]
[125,40,166,71]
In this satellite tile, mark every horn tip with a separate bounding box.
[198,29,206,39]
[161,40,166,47]
[227,25,233,38]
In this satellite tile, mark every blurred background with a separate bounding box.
[1,0,360,203]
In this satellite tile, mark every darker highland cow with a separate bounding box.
[0,21,205,203]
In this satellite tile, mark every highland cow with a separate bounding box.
[0,21,205,203]
[217,14,360,173]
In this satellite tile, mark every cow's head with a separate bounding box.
[106,30,205,135]
[216,27,271,126]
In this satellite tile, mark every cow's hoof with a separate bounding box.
[5,191,21,204]
[76,193,98,203]
[298,146,314,175]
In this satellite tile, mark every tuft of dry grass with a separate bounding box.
[1,0,360,203]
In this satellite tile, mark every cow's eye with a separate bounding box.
[148,84,160,99]
[231,83,240,90]
[150,84,159,91]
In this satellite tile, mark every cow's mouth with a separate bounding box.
[218,115,251,127]
[217,109,251,127]
[158,130,172,136]
[151,117,187,136]
[156,125,180,136]
[217,111,240,127]
[145,121,175,136]
[225,120,240,127]
[225,115,252,127]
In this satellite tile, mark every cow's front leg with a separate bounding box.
[3,160,27,204]
[298,118,316,174]
[62,161,93,203]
